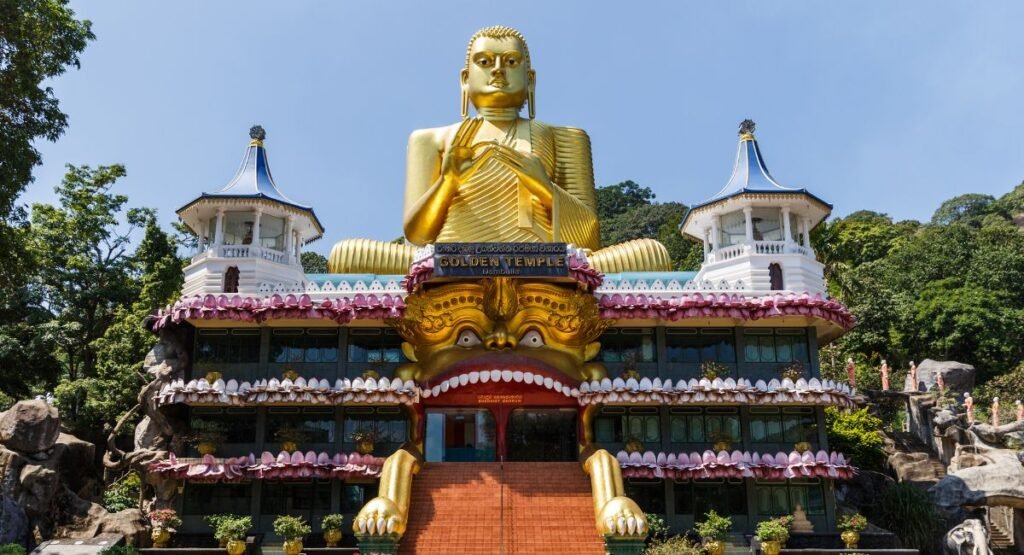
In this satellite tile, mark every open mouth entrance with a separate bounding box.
[424,407,579,462]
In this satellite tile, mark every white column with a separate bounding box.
[781,207,792,244]
[802,216,812,248]
[198,221,207,251]
[213,209,225,247]
[284,216,295,263]
[294,231,301,259]
[743,206,754,243]
[701,228,709,262]
[710,216,721,251]
[252,209,262,249]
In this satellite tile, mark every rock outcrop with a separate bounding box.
[0,400,147,547]
[916,359,975,393]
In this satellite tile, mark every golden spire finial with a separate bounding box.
[249,124,266,146]
[738,119,756,141]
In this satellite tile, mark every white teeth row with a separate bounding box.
[420,370,579,399]
[577,377,855,407]
[580,376,852,394]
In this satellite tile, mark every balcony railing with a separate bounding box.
[190,244,289,264]
[706,240,811,263]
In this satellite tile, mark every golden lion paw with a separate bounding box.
[597,496,648,537]
[353,496,405,536]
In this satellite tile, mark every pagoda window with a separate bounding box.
[222,212,255,245]
[598,328,656,363]
[259,214,285,251]
[668,407,740,446]
[347,328,407,363]
[224,266,239,293]
[270,328,339,363]
[182,482,252,515]
[594,407,660,444]
[265,407,336,449]
[261,480,332,515]
[665,328,736,363]
[624,479,666,515]
[194,328,260,364]
[748,407,816,446]
[674,479,747,516]
[749,208,784,242]
[768,262,783,291]
[741,328,808,363]
[342,407,408,455]
[754,479,825,516]
[718,210,746,247]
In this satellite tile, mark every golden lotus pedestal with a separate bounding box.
[282,539,303,555]
[324,528,343,547]
[226,539,246,555]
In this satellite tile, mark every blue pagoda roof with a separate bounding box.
[177,126,323,233]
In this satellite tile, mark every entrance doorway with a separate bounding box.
[424,409,497,462]
[506,408,578,462]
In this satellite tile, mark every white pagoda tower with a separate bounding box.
[680,120,831,296]
[176,126,323,297]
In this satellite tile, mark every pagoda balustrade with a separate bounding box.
[189,244,289,264]
[706,239,812,264]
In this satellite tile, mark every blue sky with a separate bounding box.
[25,1,1024,255]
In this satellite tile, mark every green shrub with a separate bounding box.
[321,513,344,531]
[644,512,668,542]
[875,482,942,555]
[273,515,312,540]
[825,407,887,472]
[754,518,790,542]
[643,535,701,555]
[0,544,26,555]
[213,515,251,543]
[102,472,141,512]
[695,509,731,540]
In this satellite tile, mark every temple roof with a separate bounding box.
[176,126,323,234]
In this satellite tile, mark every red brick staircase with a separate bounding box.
[400,462,606,554]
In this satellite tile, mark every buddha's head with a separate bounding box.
[388,278,608,385]
[462,26,535,117]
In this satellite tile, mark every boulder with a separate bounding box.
[917,359,975,393]
[835,469,896,510]
[931,447,1024,516]
[0,494,28,545]
[0,401,60,454]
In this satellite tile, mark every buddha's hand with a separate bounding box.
[353,495,405,536]
[492,145,554,205]
[596,496,648,537]
[440,117,494,184]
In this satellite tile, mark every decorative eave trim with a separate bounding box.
[176,196,325,244]
[616,449,856,480]
[156,376,419,407]
[148,451,384,482]
[578,376,858,408]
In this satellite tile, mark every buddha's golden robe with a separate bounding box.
[328,120,670,274]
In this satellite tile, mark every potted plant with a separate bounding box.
[350,424,386,455]
[780,360,804,381]
[213,515,251,555]
[701,361,727,380]
[695,510,732,555]
[837,513,868,548]
[321,514,344,547]
[204,514,229,547]
[274,424,309,453]
[188,419,228,456]
[148,509,182,548]
[273,515,312,555]
[754,517,790,555]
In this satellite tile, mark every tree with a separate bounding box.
[596,180,655,222]
[596,181,701,270]
[30,165,143,381]
[301,252,328,274]
[0,0,93,218]
[931,193,996,227]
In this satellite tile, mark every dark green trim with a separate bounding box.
[603,536,647,555]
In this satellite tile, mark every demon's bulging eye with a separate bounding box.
[456,329,482,347]
[521,330,545,348]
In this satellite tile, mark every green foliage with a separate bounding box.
[301,252,328,273]
[875,483,942,555]
[643,535,702,555]
[644,512,668,542]
[931,193,996,226]
[102,472,140,512]
[825,407,887,472]
[273,515,312,540]
[211,515,251,542]
[694,509,731,540]
[596,181,702,270]
[321,513,344,531]
[754,518,790,542]
[0,544,27,555]
[974,363,1024,409]
[837,513,868,533]
[596,180,655,221]
[98,547,139,555]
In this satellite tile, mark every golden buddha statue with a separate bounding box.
[329,26,670,274]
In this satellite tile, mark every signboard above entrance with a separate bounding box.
[433,243,569,278]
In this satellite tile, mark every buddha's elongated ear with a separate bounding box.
[460,68,470,120]
[527,69,536,119]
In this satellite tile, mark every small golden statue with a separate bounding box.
[330,26,669,274]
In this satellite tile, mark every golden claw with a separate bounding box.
[597,496,648,537]
[354,497,404,536]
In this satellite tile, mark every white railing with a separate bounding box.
[190,245,289,264]
[221,245,250,258]
[707,240,812,263]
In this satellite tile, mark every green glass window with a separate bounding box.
[755,480,825,515]
[594,407,660,444]
[189,408,257,444]
[270,328,339,363]
[742,329,808,363]
[624,479,666,514]
[674,480,747,516]
[183,483,252,514]
[265,407,336,445]
[342,407,408,450]
[598,328,656,363]
[261,480,332,513]
[347,328,407,363]
[748,408,816,444]
[194,329,261,364]
[668,408,739,445]
[665,328,736,363]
